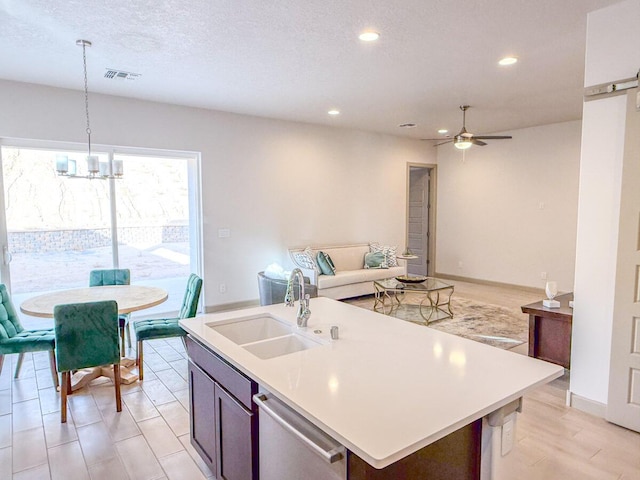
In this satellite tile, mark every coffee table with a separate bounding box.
[373,277,454,324]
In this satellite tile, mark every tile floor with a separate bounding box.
[0,338,213,480]
[2,284,640,479]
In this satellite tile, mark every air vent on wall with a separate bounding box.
[104,69,141,81]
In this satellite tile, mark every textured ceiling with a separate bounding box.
[0,0,622,139]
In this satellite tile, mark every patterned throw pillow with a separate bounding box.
[292,247,319,272]
[316,251,336,275]
[369,243,398,267]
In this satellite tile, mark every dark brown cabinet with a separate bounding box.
[187,336,258,480]
[189,360,218,472]
[215,385,257,480]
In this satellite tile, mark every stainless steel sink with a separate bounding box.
[206,314,323,359]
[208,314,292,345]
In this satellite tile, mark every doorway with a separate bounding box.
[406,164,436,276]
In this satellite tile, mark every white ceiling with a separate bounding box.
[0,0,622,140]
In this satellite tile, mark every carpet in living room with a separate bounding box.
[344,294,528,349]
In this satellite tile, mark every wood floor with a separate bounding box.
[1,280,639,479]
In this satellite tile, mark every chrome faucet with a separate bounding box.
[285,268,311,328]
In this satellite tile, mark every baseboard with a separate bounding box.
[434,273,546,295]
[205,299,260,313]
[567,391,607,418]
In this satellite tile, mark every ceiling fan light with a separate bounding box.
[454,139,472,150]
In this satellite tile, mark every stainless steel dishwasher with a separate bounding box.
[254,393,347,480]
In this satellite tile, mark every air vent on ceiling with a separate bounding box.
[104,69,141,81]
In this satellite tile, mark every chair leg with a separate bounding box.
[113,364,122,413]
[120,326,126,358]
[137,340,144,381]
[126,322,132,349]
[66,372,72,395]
[49,350,59,390]
[61,371,69,423]
[14,352,25,378]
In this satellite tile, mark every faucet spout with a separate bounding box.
[286,268,311,327]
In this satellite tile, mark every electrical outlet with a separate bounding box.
[538,201,545,210]
[540,272,547,280]
[501,417,515,456]
[458,260,463,268]
[219,283,227,294]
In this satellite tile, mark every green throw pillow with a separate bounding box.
[316,251,336,275]
[364,251,388,269]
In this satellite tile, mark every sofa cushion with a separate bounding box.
[316,252,336,275]
[319,245,370,271]
[317,266,404,289]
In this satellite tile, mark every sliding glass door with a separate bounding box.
[112,153,194,316]
[0,143,201,322]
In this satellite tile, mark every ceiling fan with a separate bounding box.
[423,105,512,149]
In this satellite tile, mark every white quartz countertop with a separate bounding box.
[180,297,563,469]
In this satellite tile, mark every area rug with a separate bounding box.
[344,294,528,349]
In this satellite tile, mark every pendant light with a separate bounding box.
[55,40,123,179]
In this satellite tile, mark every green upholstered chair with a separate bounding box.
[0,284,59,389]
[133,274,202,380]
[89,269,131,356]
[54,300,122,423]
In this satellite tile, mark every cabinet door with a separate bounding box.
[215,384,256,480]
[188,361,217,473]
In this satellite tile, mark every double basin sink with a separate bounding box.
[207,314,325,359]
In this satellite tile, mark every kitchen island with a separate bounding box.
[180,297,563,479]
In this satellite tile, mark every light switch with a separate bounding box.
[218,228,230,238]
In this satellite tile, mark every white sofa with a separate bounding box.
[288,244,405,300]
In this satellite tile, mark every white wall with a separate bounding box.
[435,121,581,291]
[0,79,435,307]
[570,0,640,407]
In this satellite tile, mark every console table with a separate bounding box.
[521,292,573,369]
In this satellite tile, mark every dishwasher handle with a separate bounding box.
[253,394,345,464]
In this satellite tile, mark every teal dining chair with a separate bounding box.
[0,284,59,389]
[89,269,131,356]
[133,274,202,380]
[54,300,122,423]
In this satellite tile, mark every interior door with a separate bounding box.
[407,166,430,276]
[607,88,640,432]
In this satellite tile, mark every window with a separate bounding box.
[0,143,201,320]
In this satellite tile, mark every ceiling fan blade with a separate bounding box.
[472,135,512,140]
[433,139,454,147]
[471,138,487,146]
[421,137,451,141]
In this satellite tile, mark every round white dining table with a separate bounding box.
[20,285,168,318]
[19,285,168,387]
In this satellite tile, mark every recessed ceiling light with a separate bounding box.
[328,109,340,115]
[498,56,518,66]
[438,129,448,134]
[399,123,416,128]
[359,31,380,42]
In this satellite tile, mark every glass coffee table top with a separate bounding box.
[374,277,453,292]
[373,277,455,324]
